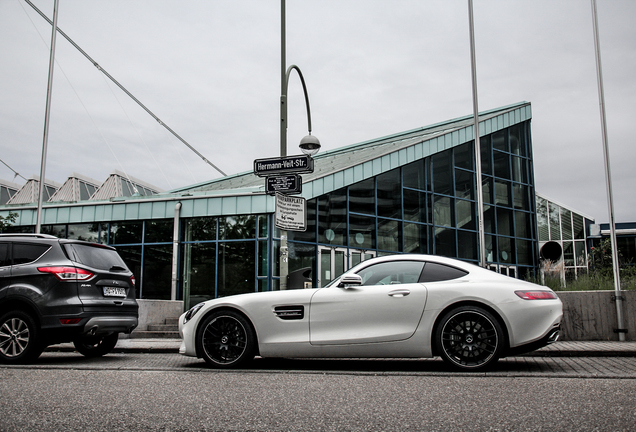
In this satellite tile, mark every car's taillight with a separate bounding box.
[515,290,558,300]
[60,318,82,325]
[130,275,136,287]
[38,266,94,281]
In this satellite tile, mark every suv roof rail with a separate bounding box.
[0,233,58,239]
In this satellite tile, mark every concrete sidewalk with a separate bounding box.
[46,339,636,357]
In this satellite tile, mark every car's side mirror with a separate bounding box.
[338,274,363,288]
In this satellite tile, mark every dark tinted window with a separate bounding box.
[419,262,468,282]
[12,243,51,265]
[0,243,9,267]
[64,243,127,271]
[356,261,425,286]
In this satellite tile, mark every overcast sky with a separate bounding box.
[1,0,634,223]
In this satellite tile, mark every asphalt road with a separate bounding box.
[2,352,636,431]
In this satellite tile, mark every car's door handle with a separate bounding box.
[388,289,410,297]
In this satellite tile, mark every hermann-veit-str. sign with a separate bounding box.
[253,155,314,177]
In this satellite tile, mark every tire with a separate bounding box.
[73,332,119,358]
[436,306,504,371]
[197,310,255,368]
[0,310,44,364]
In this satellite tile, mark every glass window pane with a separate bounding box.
[145,219,173,243]
[536,196,549,241]
[456,199,475,231]
[495,180,511,207]
[498,237,515,264]
[492,130,507,152]
[141,245,172,299]
[403,160,426,190]
[434,195,453,227]
[349,178,375,215]
[480,136,492,176]
[457,230,477,261]
[349,214,375,250]
[454,142,474,170]
[356,261,425,286]
[493,151,511,179]
[455,169,474,200]
[109,221,142,244]
[184,217,216,241]
[219,215,256,240]
[549,202,561,240]
[515,211,531,239]
[404,223,428,254]
[378,219,401,252]
[287,242,316,289]
[218,241,255,296]
[67,223,100,242]
[573,214,585,240]
[561,208,573,240]
[377,169,401,219]
[432,149,453,195]
[483,205,495,234]
[403,189,427,223]
[563,241,574,266]
[319,189,347,245]
[517,239,532,266]
[116,246,142,298]
[41,224,66,239]
[434,226,456,257]
[513,184,529,210]
[482,177,493,205]
[511,156,527,183]
[258,240,268,277]
[509,123,526,156]
[258,215,268,238]
[575,241,587,267]
[497,208,513,236]
[183,242,216,307]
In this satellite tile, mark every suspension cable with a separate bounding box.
[23,0,227,177]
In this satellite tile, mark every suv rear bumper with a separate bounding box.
[83,316,138,336]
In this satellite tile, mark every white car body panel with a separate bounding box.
[179,254,563,362]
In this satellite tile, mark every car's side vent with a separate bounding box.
[274,305,304,320]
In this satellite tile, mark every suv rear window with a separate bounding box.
[13,243,51,265]
[64,243,128,271]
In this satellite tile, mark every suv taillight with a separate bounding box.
[130,275,136,287]
[38,266,94,281]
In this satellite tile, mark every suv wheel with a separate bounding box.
[0,310,44,364]
[73,332,119,358]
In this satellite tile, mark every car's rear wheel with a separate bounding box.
[198,311,255,368]
[0,310,44,364]
[436,306,504,371]
[73,332,119,357]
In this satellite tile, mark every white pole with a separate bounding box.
[591,0,625,341]
[36,0,60,234]
[468,0,487,268]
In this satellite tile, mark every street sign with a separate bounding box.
[266,174,302,195]
[275,193,307,231]
[253,154,314,177]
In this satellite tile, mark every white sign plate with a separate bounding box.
[275,193,307,231]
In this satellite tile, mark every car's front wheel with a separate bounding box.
[0,310,44,364]
[197,310,255,368]
[436,306,504,371]
[73,332,119,357]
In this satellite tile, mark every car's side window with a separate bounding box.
[356,261,425,286]
[0,243,9,267]
[12,243,51,265]
[419,262,468,283]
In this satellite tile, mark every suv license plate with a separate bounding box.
[103,287,126,297]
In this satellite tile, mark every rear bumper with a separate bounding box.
[506,324,561,357]
[83,316,138,335]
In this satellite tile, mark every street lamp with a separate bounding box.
[280,64,321,157]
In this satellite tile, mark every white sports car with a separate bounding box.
[179,254,562,371]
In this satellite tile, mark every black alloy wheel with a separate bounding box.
[0,310,44,364]
[73,332,119,357]
[436,306,504,371]
[198,311,255,368]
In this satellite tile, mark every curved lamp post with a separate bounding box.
[280,64,321,157]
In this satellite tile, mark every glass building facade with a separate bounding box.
[0,102,542,309]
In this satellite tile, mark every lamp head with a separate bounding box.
[299,134,321,156]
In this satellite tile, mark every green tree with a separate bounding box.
[0,212,18,231]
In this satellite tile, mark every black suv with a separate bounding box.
[0,234,138,363]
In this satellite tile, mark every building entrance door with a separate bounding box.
[317,247,376,287]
